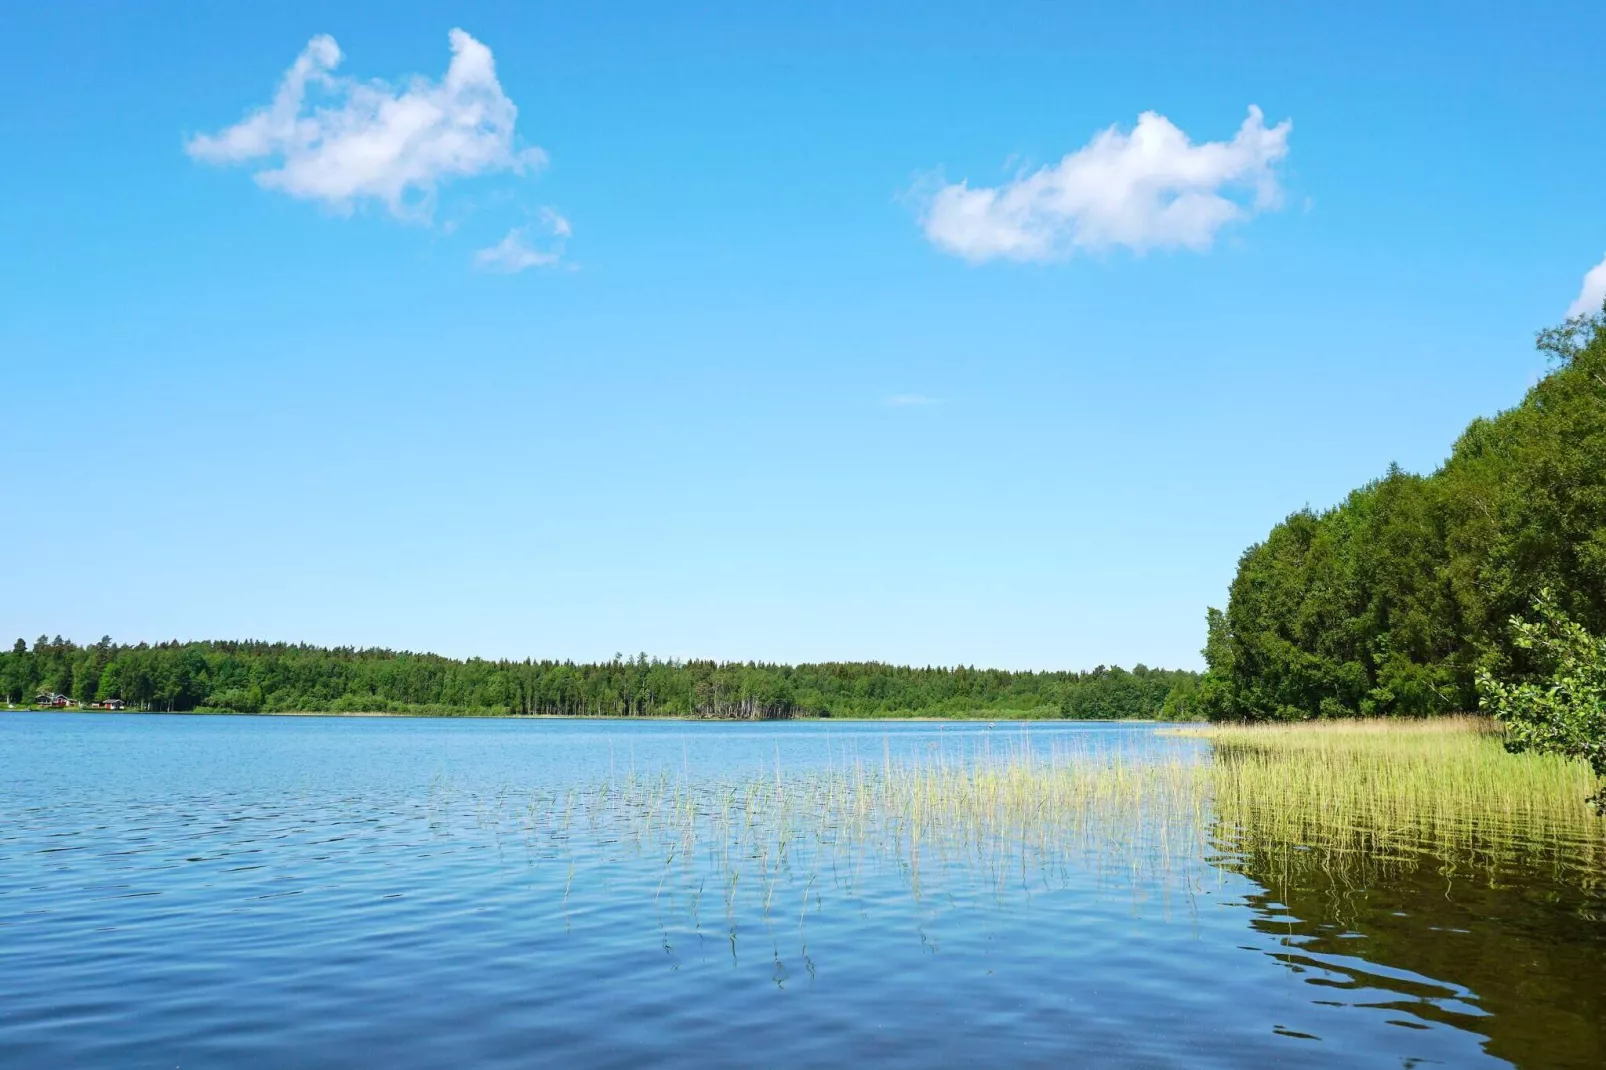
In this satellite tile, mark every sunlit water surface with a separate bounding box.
[2,715,1601,1068]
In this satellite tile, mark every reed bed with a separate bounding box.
[441,719,1603,938]
[1185,717,1604,888]
[597,742,1212,900]
[446,736,1218,931]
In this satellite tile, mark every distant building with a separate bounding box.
[102,699,126,710]
[34,693,73,708]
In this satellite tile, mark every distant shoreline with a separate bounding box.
[3,707,1166,724]
[5,643,1200,724]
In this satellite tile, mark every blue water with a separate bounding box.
[1,714,1598,1068]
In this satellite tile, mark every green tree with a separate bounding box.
[0,639,32,702]
[1203,304,1606,723]
[1479,590,1606,810]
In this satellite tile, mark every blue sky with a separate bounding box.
[4,1,1604,670]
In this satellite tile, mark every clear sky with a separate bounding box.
[4,1,1604,671]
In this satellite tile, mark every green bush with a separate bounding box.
[1479,589,1606,810]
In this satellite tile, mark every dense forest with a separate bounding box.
[1200,305,1606,721]
[0,636,1200,720]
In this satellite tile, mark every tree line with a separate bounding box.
[1199,305,1606,722]
[0,636,1200,720]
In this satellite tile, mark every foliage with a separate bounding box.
[1479,591,1606,809]
[1201,303,1606,721]
[0,636,1198,720]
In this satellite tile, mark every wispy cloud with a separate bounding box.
[540,206,572,239]
[1567,253,1606,317]
[918,106,1291,263]
[885,394,941,407]
[474,207,571,273]
[186,29,543,219]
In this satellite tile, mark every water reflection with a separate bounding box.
[1205,723,1606,1070]
[439,739,1605,1064]
[1213,833,1604,1067]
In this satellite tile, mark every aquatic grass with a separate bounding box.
[482,734,1218,934]
[421,718,1605,952]
[1182,717,1605,891]
[632,721,1593,912]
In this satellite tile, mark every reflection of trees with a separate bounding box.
[1215,822,1606,1069]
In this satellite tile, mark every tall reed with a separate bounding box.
[439,719,1604,937]
[1186,717,1604,890]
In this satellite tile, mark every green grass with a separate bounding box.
[1180,717,1604,882]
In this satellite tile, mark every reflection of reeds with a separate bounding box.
[1184,717,1605,893]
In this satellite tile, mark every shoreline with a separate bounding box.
[3,707,1166,724]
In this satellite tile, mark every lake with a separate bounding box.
[1,714,1601,1068]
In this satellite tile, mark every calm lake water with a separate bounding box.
[1,714,1601,1068]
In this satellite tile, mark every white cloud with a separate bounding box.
[885,394,940,407]
[1567,253,1606,317]
[540,206,572,239]
[187,29,542,218]
[474,229,557,272]
[474,208,570,273]
[919,106,1292,262]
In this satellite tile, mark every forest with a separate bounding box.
[1199,305,1606,722]
[0,636,1200,720]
